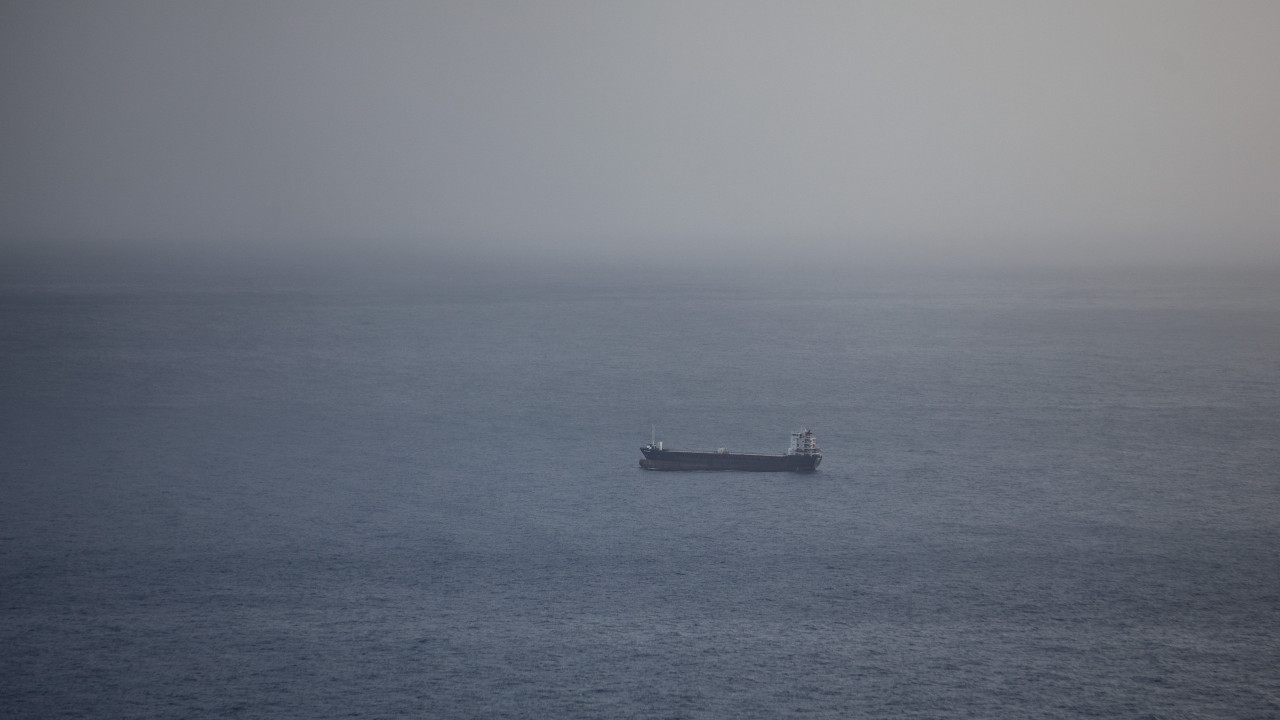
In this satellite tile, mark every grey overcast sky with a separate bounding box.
[3,0,1279,268]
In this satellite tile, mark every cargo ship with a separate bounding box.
[639,428,822,472]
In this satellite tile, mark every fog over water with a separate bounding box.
[4,4,1280,719]
[3,1,1280,269]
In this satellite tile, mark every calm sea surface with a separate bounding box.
[3,266,1279,718]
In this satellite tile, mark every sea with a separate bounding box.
[2,262,1279,718]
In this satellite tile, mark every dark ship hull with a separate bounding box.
[639,449,821,472]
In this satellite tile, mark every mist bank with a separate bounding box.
[6,3,1278,280]
[4,236,1279,303]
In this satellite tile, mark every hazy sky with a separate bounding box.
[3,1,1279,267]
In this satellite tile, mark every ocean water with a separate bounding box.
[2,265,1279,718]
